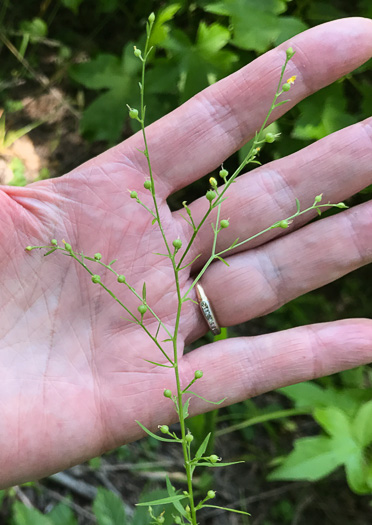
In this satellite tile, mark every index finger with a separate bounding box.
[122,17,372,197]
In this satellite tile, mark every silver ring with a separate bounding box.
[195,283,221,336]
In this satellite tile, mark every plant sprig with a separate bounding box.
[25,16,349,524]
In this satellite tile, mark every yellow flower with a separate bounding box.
[286,75,297,85]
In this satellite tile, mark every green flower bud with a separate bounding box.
[220,219,229,229]
[163,389,172,398]
[117,275,126,283]
[130,190,138,199]
[207,490,216,499]
[314,194,323,203]
[148,12,155,23]
[282,83,291,92]
[129,108,139,119]
[286,47,295,60]
[91,275,101,284]
[144,180,152,190]
[174,517,182,524]
[265,132,275,143]
[138,304,147,315]
[185,433,194,443]
[278,220,289,229]
[157,517,165,524]
[25,246,33,251]
[336,202,348,209]
[64,243,72,252]
[209,177,218,189]
[159,425,169,434]
[51,239,58,246]
[206,190,216,202]
[194,370,203,379]
[219,168,228,179]
[208,454,220,464]
[172,239,182,250]
[94,253,102,260]
[133,47,142,58]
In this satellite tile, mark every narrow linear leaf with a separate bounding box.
[182,398,191,419]
[109,259,117,266]
[136,421,180,443]
[274,99,290,108]
[153,252,171,258]
[155,321,161,340]
[202,504,250,516]
[295,198,301,214]
[183,298,199,305]
[216,255,229,267]
[194,460,244,468]
[142,282,146,301]
[44,248,57,256]
[192,433,211,475]
[229,238,240,249]
[179,253,201,271]
[152,218,157,225]
[184,390,226,405]
[144,359,174,368]
[165,476,188,517]
[136,494,187,507]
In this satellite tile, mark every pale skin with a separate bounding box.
[1,17,372,489]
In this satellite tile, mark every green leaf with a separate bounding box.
[353,400,372,447]
[93,487,126,525]
[216,255,229,266]
[313,406,353,439]
[12,501,53,525]
[345,449,372,495]
[194,433,211,462]
[133,488,179,524]
[274,16,308,45]
[195,460,244,467]
[182,397,191,419]
[184,390,226,405]
[47,502,78,525]
[136,494,187,507]
[19,17,48,39]
[165,476,188,517]
[61,0,85,14]
[144,359,174,368]
[292,83,356,141]
[9,158,27,187]
[202,504,250,516]
[136,421,180,443]
[142,282,147,302]
[149,3,182,47]
[295,198,301,214]
[268,436,344,481]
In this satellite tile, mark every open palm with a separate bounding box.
[1,18,372,488]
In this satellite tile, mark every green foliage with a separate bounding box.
[93,487,127,525]
[270,382,372,494]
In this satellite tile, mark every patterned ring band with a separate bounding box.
[195,283,221,336]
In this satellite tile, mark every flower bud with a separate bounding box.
[278,220,289,228]
[163,389,172,398]
[174,517,182,524]
[206,190,216,202]
[219,168,228,179]
[138,304,147,315]
[133,46,142,58]
[172,239,182,250]
[265,132,275,143]
[185,433,194,443]
[25,246,33,251]
[148,12,155,23]
[129,108,139,119]
[130,190,138,199]
[208,454,220,464]
[194,370,203,379]
[282,83,291,92]
[207,490,216,499]
[286,47,295,60]
[209,177,218,189]
[94,253,102,260]
[336,202,348,209]
[91,275,101,284]
[157,517,165,524]
[64,243,72,252]
[220,219,229,229]
[117,275,126,283]
[144,180,152,190]
[314,194,323,203]
[159,425,169,434]
[51,239,58,246]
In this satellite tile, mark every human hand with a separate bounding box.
[1,17,372,488]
